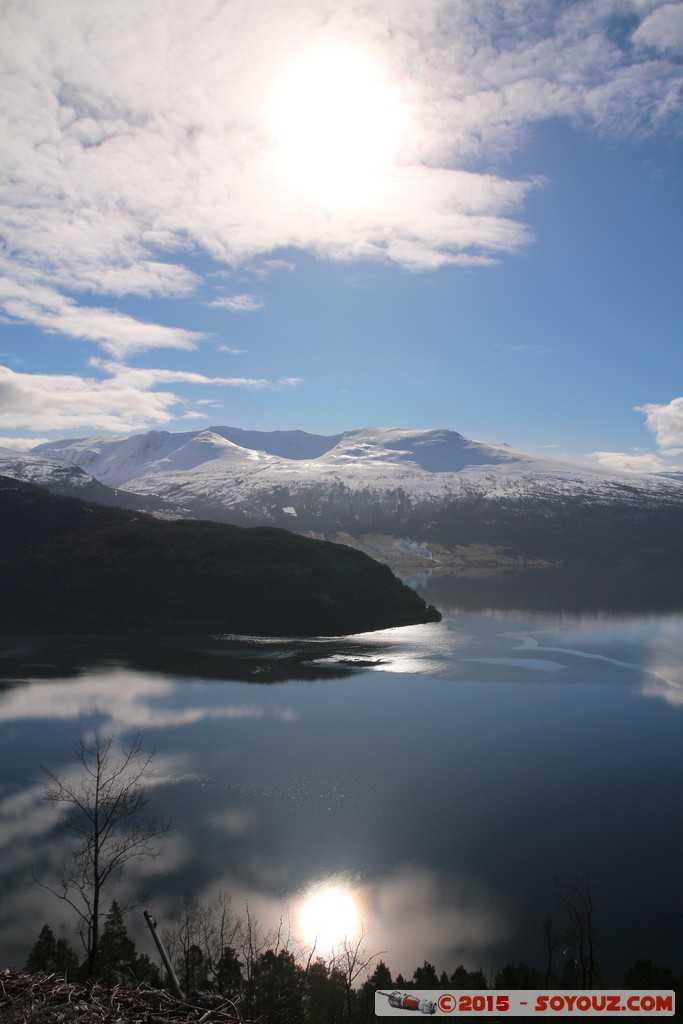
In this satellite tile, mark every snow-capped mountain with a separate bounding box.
[0,447,170,513]
[22,425,682,572]
[31,424,680,503]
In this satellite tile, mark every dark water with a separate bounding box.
[0,592,682,982]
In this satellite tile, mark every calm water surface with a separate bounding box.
[1,596,682,980]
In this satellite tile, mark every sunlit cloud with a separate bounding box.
[2,0,679,302]
[637,397,683,450]
[0,363,301,434]
[368,865,509,975]
[1,1,682,436]
[0,269,204,359]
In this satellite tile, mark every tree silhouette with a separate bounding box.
[494,961,542,989]
[25,924,79,978]
[37,731,171,976]
[623,959,675,989]
[97,900,137,985]
[412,960,440,987]
[449,964,488,989]
[556,873,598,988]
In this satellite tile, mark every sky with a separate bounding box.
[1,0,682,473]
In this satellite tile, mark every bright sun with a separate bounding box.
[298,882,361,950]
[269,45,408,206]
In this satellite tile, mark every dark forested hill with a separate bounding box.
[0,477,439,635]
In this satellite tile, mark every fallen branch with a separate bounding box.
[0,970,249,1024]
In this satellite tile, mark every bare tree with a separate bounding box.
[556,873,598,988]
[540,911,559,988]
[331,929,384,1022]
[164,889,243,993]
[37,731,171,976]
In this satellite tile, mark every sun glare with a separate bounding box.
[269,45,408,206]
[298,881,361,950]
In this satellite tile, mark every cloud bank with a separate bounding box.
[1,0,682,434]
[2,0,681,293]
[0,363,300,434]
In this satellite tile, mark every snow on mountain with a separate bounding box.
[31,431,199,487]
[0,446,173,514]
[0,446,96,491]
[31,425,682,509]
[210,426,345,461]
[15,425,683,581]
[315,427,523,474]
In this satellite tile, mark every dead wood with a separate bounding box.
[0,971,246,1024]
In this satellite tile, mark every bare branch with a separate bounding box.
[36,730,172,977]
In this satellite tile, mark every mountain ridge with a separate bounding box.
[31,423,663,490]
[12,425,683,587]
[0,476,440,635]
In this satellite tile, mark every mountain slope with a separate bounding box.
[0,477,439,635]
[0,447,171,514]
[30,425,683,573]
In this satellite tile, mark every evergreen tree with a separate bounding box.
[368,960,393,989]
[412,960,439,987]
[54,938,80,978]
[623,959,674,989]
[25,924,79,978]
[360,960,394,1022]
[450,964,488,989]
[133,952,162,988]
[216,945,243,1000]
[251,948,304,1023]
[303,959,346,1024]
[494,962,542,989]
[25,925,57,974]
[97,901,137,985]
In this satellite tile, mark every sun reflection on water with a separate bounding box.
[295,877,363,952]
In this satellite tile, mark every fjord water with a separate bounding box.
[0,590,681,980]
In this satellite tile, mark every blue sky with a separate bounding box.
[1,0,682,473]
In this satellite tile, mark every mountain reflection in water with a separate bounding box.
[0,589,681,982]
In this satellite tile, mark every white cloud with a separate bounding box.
[1,0,679,311]
[209,294,265,312]
[0,0,680,419]
[0,669,294,733]
[0,267,204,358]
[591,450,682,474]
[0,436,52,451]
[633,3,683,54]
[0,363,302,433]
[359,865,509,976]
[251,259,296,278]
[217,344,247,355]
[637,397,683,449]
[0,364,177,433]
